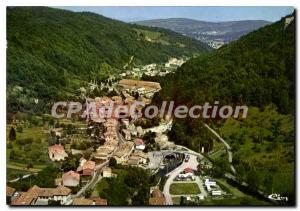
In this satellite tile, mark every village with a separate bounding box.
[7,58,239,206]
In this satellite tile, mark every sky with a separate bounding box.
[55,6,294,22]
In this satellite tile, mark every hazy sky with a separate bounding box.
[55,6,294,22]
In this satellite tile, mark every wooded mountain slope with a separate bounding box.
[154,13,295,114]
[7,6,210,103]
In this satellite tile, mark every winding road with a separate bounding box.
[204,123,236,175]
[163,154,199,205]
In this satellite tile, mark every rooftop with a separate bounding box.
[62,170,80,181]
[118,79,161,91]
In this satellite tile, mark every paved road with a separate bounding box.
[9,174,34,183]
[163,154,199,205]
[67,161,109,204]
[204,123,236,175]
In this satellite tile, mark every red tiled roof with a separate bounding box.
[134,138,144,146]
[83,161,95,170]
[184,168,194,174]
[11,192,35,205]
[62,170,80,181]
[6,186,16,196]
[48,144,65,154]
[149,197,165,205]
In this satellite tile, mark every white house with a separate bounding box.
[134,138,145,151]
[102,167,112,178]
[62,170,80,187]
[48,144,68,161]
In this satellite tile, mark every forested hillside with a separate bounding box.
[7,6,210,113]
[154,13,295,114]
[151,13,295,201]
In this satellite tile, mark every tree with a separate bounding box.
[16,124,23,133]
[27,163,34,169]
[9,150,17,160]
[109,157,117,167]
[180,196,185,205]
[246,170,260,190]
[9,127,16,141]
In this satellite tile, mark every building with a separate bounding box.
[122,129,131,141]
[212,190,222,196]
[62,170,80,187]
[128,151,148,165]
[94,145,115,161]
[11,192,36,205]
[204,179,217,192]
[91,197,108,205]
[149,186,166,205]
[48,144,68,161]
[102,167,112,178]
[11,185,71,205]
[177,168,195,179]
[72,197,108,205]
[118,79,161,97]
[51,128,63,138]
[134,138,145,151]
[72,198,93,205]
[6,186,16,204]
[114,141,134,164]
[82,161,96,176]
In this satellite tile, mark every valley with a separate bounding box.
[6,6,295,207]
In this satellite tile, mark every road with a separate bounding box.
[9,173,35,183]
[163,154,199,205]
[204,123,236,175]
[66,161,109,205]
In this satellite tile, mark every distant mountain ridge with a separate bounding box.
[154,13,294,114]
[134,18,271,48]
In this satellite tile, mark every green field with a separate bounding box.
[170,183,201,195]
[7,125,50,166]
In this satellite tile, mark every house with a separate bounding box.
[62,170,80,187]
[111,96,123,105]
[127,157,140,166]
[11,185,71,205]
[177,168,195,179]
[11,192,36,205]
[114,141,134,164]
[82,161,96,176]
[102,167,112,178]
[91,197,107,205]
[212,190,222,196]
[121,118,130,128]
[129,151,148,165]
[122,129,131,141]
[204,179,217,192]
[118,79,161,94]
[48,144,68,161]
[51,128,63,138]
[94,145,115,161]
[72,197,108,206]
[149,186,166,205]
[72,198,93,205]
[134,138,145,150]
[6,186,16,204]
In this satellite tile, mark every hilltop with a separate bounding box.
[134,18,271,48]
